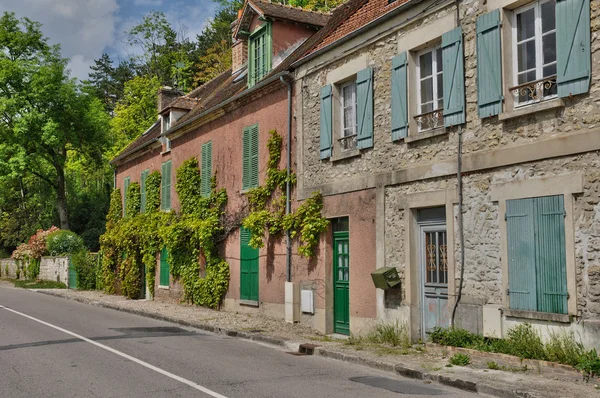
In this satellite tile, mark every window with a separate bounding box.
[339,81,357,151]
[163,113,171,132]
[159,247,170,287]
[140,170,149,213]
[123,176,131,217]
[161,160,172,211]
[416,46,444,132]
[506,195,567,314]
[201,141,212,197]
[512,0,557,105]
[248,23,272,88]
[242,124,259,190]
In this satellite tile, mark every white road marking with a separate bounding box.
[0,304,228,398]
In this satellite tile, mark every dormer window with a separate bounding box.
[163,113,171,132]
[248,22,272,88]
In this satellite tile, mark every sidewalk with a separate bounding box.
[34,288,600,398]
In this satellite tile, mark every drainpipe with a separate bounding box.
[451,125,465,327]
[280,75,292,283]
[112,166,117,191]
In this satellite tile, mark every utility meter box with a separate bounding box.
[370,267,401,290]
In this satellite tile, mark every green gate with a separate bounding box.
[68,258,77,289]
[333,231,350,335]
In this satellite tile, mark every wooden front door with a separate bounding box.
[333,231,350,335]
[420,225,449,340]
[240,227,259,302]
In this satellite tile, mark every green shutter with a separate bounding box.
[535,195,568,314]
[123,177,130,217]
[240,227,259,301]
[161,161,171,210]
[476,10,503,118]
[242,124,258,190]
[320,85,333,160]
[506,198,537,311]
[356,67,373,149]
[159,247,170,286]
[140,170,149,213]
[442,27,466,127]
[391,52,408,141]
[556,0,591,97]
[201,141,212,197]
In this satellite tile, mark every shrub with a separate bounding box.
[576,349,600,382]
[27,258,40,280]
[46,230,85,256]
[429,327,484,348]
[449,353,471,366]
[71,250,100,290]
[544,329,585,366]
[506,323,546,360]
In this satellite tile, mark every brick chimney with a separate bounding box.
[158,86,183,114]
[231,9,248,74]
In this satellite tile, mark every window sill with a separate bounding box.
[499,98,564,121]
[158,285,170,290]
[405,127,447,143]
[504,309,571,323]
[160,150,171,156]
[240,299,259,307]
[331,149,361,162]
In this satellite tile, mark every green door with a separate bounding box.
[334,231,350,335]
[68,258,77,289]
[240,227,259,302]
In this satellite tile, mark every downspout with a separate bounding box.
[112,166,117,191]
[451,125,465,327]
[280,75,293,283]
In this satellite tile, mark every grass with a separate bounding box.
[449,353,471,366]
[344,320,418,356]
[487,361,528,372]
[10,279,66,289]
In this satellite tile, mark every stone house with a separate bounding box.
[110,0,329,317]
[292,0,600,346]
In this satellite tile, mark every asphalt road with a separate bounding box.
[0,286,481,398]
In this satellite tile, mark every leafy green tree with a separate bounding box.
[108,75,161,158]
[85,53,136,114]
[193,39,232,86]
[0,12,110,230]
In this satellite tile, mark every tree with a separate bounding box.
[108,75,161,158]
[0,12,110,230]
[85,53,136,114]
[193,39,232,86]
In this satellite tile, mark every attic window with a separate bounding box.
[163,113,171,132]
[248,22,272,88]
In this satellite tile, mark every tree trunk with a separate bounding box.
[57,166,69,230]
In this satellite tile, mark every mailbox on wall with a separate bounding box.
[370,267,401,290]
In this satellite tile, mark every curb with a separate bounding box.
[36,290,541,398]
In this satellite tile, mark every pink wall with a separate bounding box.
[249,16,315,65]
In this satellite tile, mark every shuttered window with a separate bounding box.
[476,10,503,117]
[320,85,333,160]
[391,52,408,140]
[506,195,568,314]
[161,160,172,211]
[242,124,259,190]
[159,247,170,287]
[140,170,149,213]
[123,177,131,217]
[201,141,212,197]
[441,27,466,127]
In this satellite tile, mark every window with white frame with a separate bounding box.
[416,46,444,132]
[512,0,557,105]
[339,81,357,151]
[163,113,171,132]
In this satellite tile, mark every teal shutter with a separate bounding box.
[159,247,170,286]
[320,85,333,160]
[123,177,130,217]
[161,161,171,210]
[140,170,148,213]
[476,10,503,118]
[506,198,537,311]
[356,67,373,149]
[441,27,466,127]
[556,0,591,97]
[391,52,408,140]
[242,127,250,190]
[535,196,568,314]
[201,141,212,197]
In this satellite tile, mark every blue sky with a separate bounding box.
[0,0,220,80]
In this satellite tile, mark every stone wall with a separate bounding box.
[39,256,69,285]
[0,259,18,278]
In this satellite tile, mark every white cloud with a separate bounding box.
[0,0,119,81]
[133,0,163,5]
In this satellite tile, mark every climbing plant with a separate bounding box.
[242,130,328,257]
[125,182,141,216]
